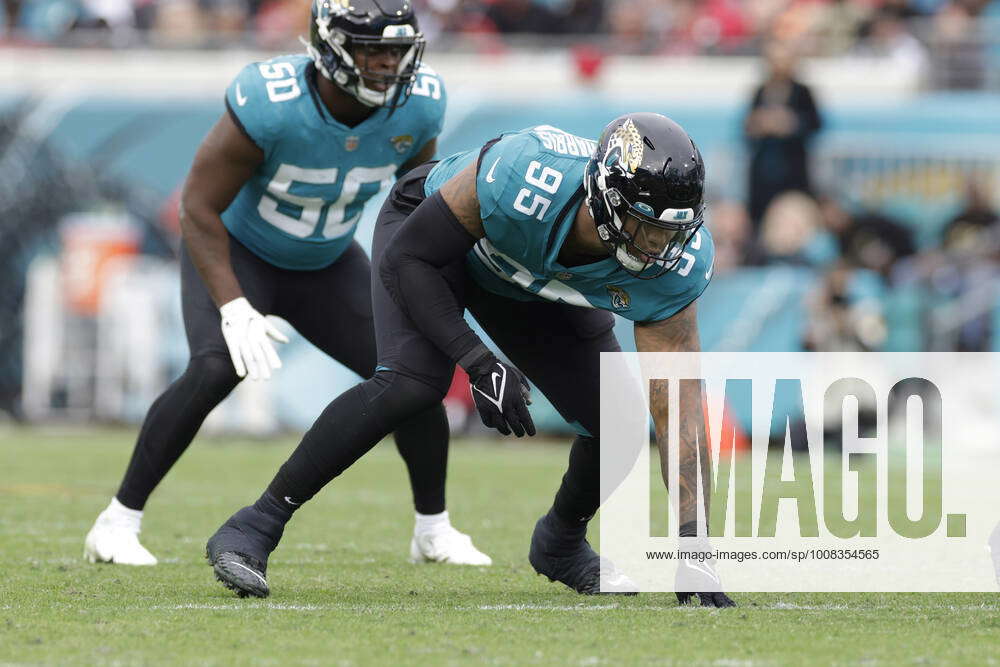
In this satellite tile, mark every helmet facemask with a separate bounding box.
[306,9,425,109]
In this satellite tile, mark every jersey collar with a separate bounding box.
[305,62,390,133]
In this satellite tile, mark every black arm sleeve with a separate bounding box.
[379,190,493,373]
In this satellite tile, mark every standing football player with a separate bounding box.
[84,0,490,568]
[205,112,735,606]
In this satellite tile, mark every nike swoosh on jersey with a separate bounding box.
[485,157,501,183]
[235,84,248,107]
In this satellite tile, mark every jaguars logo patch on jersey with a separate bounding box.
[606,285,631,311]
[390,134,414,154]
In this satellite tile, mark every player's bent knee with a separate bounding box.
[362,370,448,426]
[184,355,242,401]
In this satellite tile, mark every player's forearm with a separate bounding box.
[636,304,709,535]
[378,191,485,368]
[651,378,711,535]
[179,203,243,307]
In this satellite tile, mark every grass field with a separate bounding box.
[1,427,998,666]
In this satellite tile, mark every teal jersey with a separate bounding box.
[223,54,446,270]
[424,126,714,323]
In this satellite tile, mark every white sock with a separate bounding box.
[103,497,143,533]
[414,510,450,534]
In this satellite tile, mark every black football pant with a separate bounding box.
[115,234,449,515]
[267,164,620,524]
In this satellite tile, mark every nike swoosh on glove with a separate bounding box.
[675,535,736,608]
[219,297,289,381]
[466,353,536,438]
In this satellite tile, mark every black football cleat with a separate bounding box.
[209,550,269,599]
[206,505,285,598]
[528,512,638,595]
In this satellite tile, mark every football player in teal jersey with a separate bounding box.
[207,113,735,606]
[84,0,491,569]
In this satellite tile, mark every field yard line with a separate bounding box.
[142,601,1000,613]
[153,603,336,611]
[475,604,623,611]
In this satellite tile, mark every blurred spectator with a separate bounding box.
[857,7,930,83]
[941,176,999,257]
[706,199,752,274]
[821,196,917,280]
[664,0,751,55]
[254,0,308,48]
[923,179,1000,351]
[201,0,249,38]
[813,0,871,55]
[81,0,135,30]
[485,0,556,34]
[560,0,603,34]
[931,1,987,89]
[608,0,668,54]
[758,191,833,265]
[803,262,888,351]
[744,39,823,227]
[149,0,204,45]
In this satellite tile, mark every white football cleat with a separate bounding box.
[410,525,493,566]
[83,498,158,566]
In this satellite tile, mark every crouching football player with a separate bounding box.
[206,113,734,606]
[84,0,489,568]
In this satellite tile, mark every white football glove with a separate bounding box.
[219,297,289,381]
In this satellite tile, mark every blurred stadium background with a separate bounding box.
[2,0,999,437]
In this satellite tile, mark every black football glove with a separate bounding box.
[675,525,736,608]
[465,352,536,438]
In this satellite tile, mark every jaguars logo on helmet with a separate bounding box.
[585,113,706,279]
[606,118,644,174]
[306,0,425,108]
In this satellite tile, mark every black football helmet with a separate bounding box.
[306,0,425,108]
[585,113,706,279]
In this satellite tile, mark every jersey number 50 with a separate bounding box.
[258,163,397,239]
[258,62,301,103]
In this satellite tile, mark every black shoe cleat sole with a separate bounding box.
[207,549,269,599]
